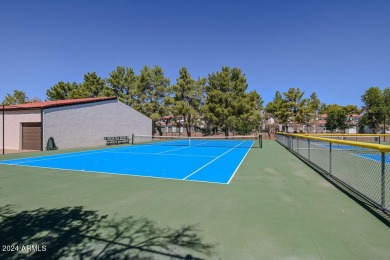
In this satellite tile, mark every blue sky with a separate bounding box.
[1,0,389,107]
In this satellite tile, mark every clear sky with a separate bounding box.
[1,0,389,107]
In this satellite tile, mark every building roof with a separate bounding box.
[1,97,117,110]
[349,114,362,118]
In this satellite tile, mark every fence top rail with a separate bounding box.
[276,133,390,153]
[300,133,390,137]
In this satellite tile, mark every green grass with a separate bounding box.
[0,141,389,259]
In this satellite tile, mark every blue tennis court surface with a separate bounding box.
[312,142,364,150]
[354,153,390,164]
[0,140,254,184]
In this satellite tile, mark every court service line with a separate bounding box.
[155,142,209,154]
[182,141,245,180]
[108,151,216,158]
[156,145,193,154]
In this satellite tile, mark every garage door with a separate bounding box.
[22,122,42,150]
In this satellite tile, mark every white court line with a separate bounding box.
[227,141,253,184]
[0,147,142,165]
[352,153,387,164]
[182,141,245,180]
[0,150,113,165]
[155,142,209,154]
[0,144,151,163]
[0,142,212,165]
[0,141,205,164]
[156,145,193,154]
[0,163,228,185]
[108,151,216,158]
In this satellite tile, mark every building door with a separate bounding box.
[22,122,42,150]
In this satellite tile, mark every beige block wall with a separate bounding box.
[0,110,41,150]
[43,100,151,149]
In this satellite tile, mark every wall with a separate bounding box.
[43,100,151,149]
[0,109,41,150]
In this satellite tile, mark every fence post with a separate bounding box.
[2,105,4,155]
[287,136,289,149]
[291,136,293,150]
[381,152,386,208]
[329,143,332,175]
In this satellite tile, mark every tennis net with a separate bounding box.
[132,134,259,148]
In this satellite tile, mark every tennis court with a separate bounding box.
[0,136,257,184]
[311,142,364,150]
[1,139,389,259]
[355,153,390,164]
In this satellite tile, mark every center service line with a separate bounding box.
[182,141,245,180]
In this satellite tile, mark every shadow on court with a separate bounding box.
[0,205,215,259]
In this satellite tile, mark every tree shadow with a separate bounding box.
[0,205,215,259]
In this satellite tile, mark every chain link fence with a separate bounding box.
[276,133,390,214]
[306,133,390,145]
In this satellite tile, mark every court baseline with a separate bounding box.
[0,141,254,184]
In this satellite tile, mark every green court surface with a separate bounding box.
[0,141,389,259]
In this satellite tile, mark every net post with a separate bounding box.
[381,152,386,207]
[259,134,262,148]
[308,139,311,161]
[131,133,134,145]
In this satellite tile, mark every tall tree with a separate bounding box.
[264,91,283,115]
[27,97,43,103]
[203,66,262,136]
[325,106,347,133]
[265,91,289,131]
[283,88,311,131]
[305,92,322,132]
[169,67,206,137]
[106,66,139,105]
[383,87,390,133]
[2,90,28,105]
[361,86,388,133]
[78,72,114,98]
[318,103,328,114]
[46,82,80,100]
[136,66,171,134]
[234,90,263,135]
[343,104,361,115]
[275,101,291,132]
[308,92,321,114]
